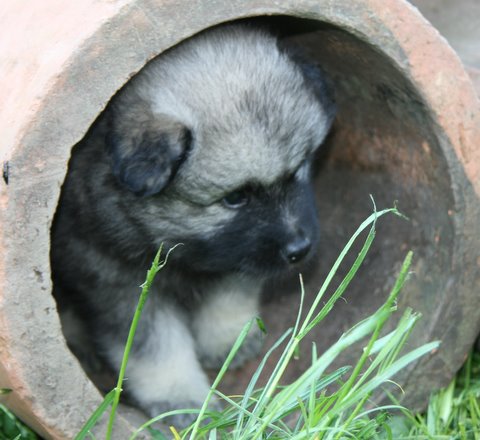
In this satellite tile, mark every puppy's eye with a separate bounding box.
[222,189,250,209]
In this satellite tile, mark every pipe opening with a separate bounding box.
[51,15,456,423]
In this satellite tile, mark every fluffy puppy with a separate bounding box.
[51,23,335,423]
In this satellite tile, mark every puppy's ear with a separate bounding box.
[296,61,336,130]
[279,41,336,130]
[106,103,192,197]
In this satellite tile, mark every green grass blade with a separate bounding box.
[299,224,376,339]
[105,246,168,439]
[439,379,455,426]
[298,207,399,338]
[336,341,440,415]
[234,328,293,435]
[74,390,116,440]
[130,409,202,440]
[241,282,307,433]
[254,311,387,438]
[188,319,254,440]
[246,207,401,438]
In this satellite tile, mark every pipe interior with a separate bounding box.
[54,15,455,411]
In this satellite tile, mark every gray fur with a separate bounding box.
[51,23,335,425]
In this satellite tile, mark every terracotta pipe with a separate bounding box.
[0,1,479,438]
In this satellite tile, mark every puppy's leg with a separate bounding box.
[192,276,264,369]
[104,303,211,426]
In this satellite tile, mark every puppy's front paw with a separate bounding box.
[147,400,202,428]
[229,324,265,369]
[199,323,264,369]
[147,397,221,429]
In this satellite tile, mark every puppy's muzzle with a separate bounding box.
[282,231,312,265]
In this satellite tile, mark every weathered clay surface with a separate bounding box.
[410,0,480,69]
[467,68,480,94]
[0,0,479,438]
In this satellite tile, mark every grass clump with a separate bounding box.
[396,350,480,439]
[6,203,476,439]
[130,206,438,440]
[0,403,38,440]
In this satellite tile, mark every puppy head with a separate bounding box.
[106,25,335,277]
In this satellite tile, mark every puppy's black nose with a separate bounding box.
[283,236,312,264]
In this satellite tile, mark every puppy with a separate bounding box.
[51,23,335,424]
